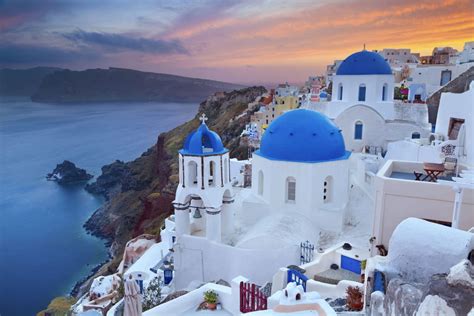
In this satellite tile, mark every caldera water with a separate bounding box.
[0,99,198,315]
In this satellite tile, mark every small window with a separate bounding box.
[382,83,388,101]
[440,70,452,86]
[448,118,465,140]
[286,177,296,202]
[358,84,366,101]
[354,121,363,140]
[411,132,420,139]
[323,176,333,203]
[338,84,343,100]
[258,170,264,195]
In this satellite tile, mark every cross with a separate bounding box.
[199,113,208,124]
[363,43,366,50]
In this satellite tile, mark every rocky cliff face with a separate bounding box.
[31,67,246,103]
[82,86,266,279]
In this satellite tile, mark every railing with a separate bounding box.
[300,240,315,265]
[240,282,268,313]
[287,269,309,291]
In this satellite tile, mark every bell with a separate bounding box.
[193,208,202,219]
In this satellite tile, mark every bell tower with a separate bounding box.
[173,114,234,243]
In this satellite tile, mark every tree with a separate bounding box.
[142,276,162,311]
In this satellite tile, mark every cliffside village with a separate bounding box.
[70,42,474,315]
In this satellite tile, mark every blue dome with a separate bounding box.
[255,109,350,163]
[179,122,228,156]
[336,50,392,75]
[319,91,328,98]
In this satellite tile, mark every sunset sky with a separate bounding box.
[1,0,472,84]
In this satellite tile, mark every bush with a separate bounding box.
[346,286,363,311]
[142,277,162,311]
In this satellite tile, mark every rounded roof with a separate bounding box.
[336,50,392,75]
[179,122,228,156]
[256,109,350,163]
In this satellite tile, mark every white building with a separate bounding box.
[406,62,473,96]
[385,81,473,166]
[307,50,431,153]
[249,109,351,232]
[377,48,419,66]
[457,41,474,64]
[172,109,353,289]
[173,114,234,243]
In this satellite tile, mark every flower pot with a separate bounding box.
[206,302,217,310]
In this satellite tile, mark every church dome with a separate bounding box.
[179,119,227,156]
[336,50,392,75]
[256,109,350,163]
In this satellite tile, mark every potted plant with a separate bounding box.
[204,290,219,310]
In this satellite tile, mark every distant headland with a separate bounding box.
[0,67,245,103]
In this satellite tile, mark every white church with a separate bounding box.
[171,109,353,287]
[305,50,432,153]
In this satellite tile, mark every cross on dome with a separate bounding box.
[199,113,208,124]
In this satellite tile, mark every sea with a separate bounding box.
[0,98,199,316]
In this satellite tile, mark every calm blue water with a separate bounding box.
[0,99,198,316]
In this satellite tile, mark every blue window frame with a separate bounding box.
[358,84,366,101]
[354,121,363,140]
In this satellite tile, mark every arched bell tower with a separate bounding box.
[173,114,234,243]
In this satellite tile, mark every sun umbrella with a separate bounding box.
[124,277,142,316]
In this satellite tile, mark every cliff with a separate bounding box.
[78,86,266,295]
[31,67,246,103]
[0,67,62,96]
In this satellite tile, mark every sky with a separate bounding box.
[0,0,473,85]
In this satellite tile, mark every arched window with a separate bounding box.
[338,83,343,101]
[286,177,296,202]
[258,170,264,195]
[209,161,216,187]
[382,83,388,101]
[354,121,363,140]
[324,176,333,203]
[412,132,421,139]
[188,161,198,187]
[358,84,366,101]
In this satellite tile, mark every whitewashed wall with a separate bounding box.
[372,160,474,251]
[250,154,349,232]
[173,235,299,289]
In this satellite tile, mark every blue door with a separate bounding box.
[341,255,361,274]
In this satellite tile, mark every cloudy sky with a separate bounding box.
[1,0,472,84]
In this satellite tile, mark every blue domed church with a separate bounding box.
[317,50,430,152]
[247,109,351,232]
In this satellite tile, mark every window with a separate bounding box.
[258,170,264,195]
[323,176,333,203]
[358,84,366,101]
[440,70,452,86]
[382,83,388,101]
[411,132,421,139]
[354,121,363,140]
[209,161,216,187]
[286,177,296,202]
[188,161,198,186]
[338,84,343,100]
